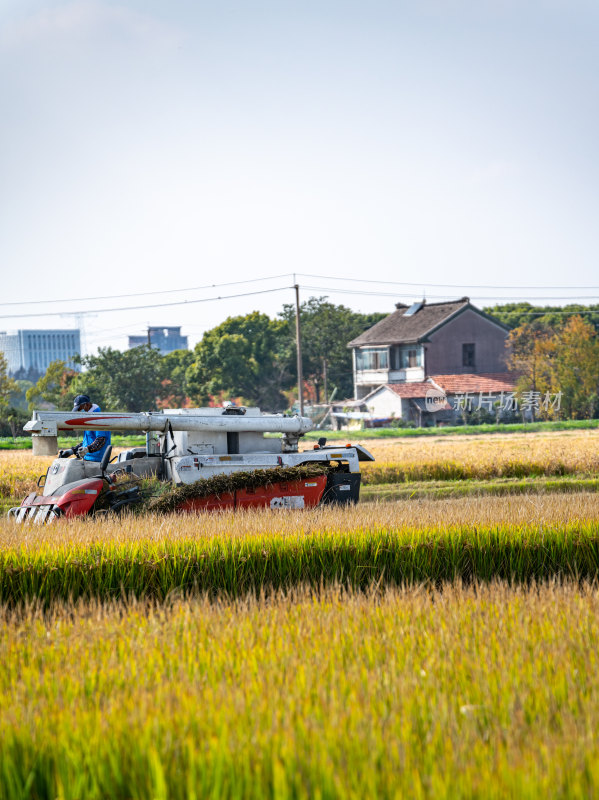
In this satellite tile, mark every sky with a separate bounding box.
[1,0,598,354]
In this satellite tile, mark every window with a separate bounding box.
[356,348,389,371]
[391,345,423,370]
[462,343,475,368]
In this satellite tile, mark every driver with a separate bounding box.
[58,394,112,462]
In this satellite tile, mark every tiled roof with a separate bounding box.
[430,373,517,394]
[348,298,471,347]
[384,382,436,398]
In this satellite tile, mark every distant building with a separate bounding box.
[332,373,518,429]
[348,297,510,399]
[128,326,188,355]
[338,298,517,427]
[0,329,81,380]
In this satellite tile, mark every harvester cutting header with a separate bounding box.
[11,406,374,522]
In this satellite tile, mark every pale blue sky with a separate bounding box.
[1,1,598,352]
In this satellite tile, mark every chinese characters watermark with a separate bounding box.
[425,388,562,413]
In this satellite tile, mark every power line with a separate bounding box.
[0,274,294,308]
[476,309,599,316]
[2,282,598,323]
[0,286,293,320]
[299,285,599,301]
[1,271,598,310]
[297,273,599,291]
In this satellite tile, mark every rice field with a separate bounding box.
[1,431,599,797]
[2,583,599,799]
[0,499,599,604]
[0,451,53,501]
[356,428,599,465]
[358,429,599,482]
[3,429,599,504]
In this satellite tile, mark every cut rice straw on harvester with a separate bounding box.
[147,463,331,514]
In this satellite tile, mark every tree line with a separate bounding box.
[2,299,598,434]
[481,303,599,420]
[0,299,384,433]
[505,314,599,420]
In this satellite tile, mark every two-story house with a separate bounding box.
[338,298,516,426]
[348,297,509,398]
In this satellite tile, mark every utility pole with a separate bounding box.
[294,284,304,416]
[323,357,328,404]
[147,326,151,347]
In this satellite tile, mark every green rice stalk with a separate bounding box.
[2,522,599,606]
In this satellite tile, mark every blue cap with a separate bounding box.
[72,394,91,411]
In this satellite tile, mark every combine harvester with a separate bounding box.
[10,406,374,522]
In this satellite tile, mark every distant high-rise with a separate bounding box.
[128,326,188,355]
[0,329,81,380]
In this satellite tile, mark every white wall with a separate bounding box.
[364,388,404,419]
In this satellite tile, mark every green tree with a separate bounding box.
[280,297,386,401]
[0,352,18,413]
[506,323,557,419]
[159,349,194,408]
[0,407,30,438]
[26,360,77,411]
[186,312,292,410]
[485,302,599,334]
[0,353,25,436]
[10,380,34,411]
[552,315,599,419]
[75,346,165,411]
[507,315,599,420]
